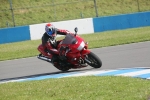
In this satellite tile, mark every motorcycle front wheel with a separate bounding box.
[86,52,102,68]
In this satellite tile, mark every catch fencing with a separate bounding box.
[0,0,150,28]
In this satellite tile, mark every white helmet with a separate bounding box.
[45,23,55,36]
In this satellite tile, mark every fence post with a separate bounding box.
[6,22,9,27]
[136,0,140,12]
[52,0,56,21]
[93,0,98,17]
[80,12,84,18]
[8,0,15,27]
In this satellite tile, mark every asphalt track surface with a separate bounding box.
[0,41,150,81]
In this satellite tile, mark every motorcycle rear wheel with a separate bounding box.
[86,52,102,68]
[54,61,71,72]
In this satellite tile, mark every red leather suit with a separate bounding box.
[38,28,69,59]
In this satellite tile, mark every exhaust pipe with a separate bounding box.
[37,55,51,62]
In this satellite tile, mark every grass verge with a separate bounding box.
[0,76,150,100]
[0,0,150,28]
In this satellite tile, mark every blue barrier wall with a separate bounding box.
[93,11,150,33]
[0,26,30,44]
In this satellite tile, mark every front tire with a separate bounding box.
[86,52,102,68]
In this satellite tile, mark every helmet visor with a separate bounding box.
[47,28,54,36]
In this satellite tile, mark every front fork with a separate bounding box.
[81,49,92,64]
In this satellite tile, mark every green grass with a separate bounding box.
[1,1,150,99]
[0,26,150,61]
[0,76,150,100]
[0,0,150,28]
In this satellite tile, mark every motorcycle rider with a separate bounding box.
[38,23,70,63]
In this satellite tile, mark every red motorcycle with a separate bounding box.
[37,27,102,71]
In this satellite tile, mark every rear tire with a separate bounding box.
[86,52,102,68]
[54,61,70,72]
[56,66,70,72]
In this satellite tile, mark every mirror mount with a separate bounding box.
[74,27,78,36]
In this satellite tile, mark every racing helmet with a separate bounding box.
[45,23,55,36]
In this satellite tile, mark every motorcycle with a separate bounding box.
[37,27,102,71]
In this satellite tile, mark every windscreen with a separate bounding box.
[62,34,77,44]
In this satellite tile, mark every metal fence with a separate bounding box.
[0,0,150,28]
